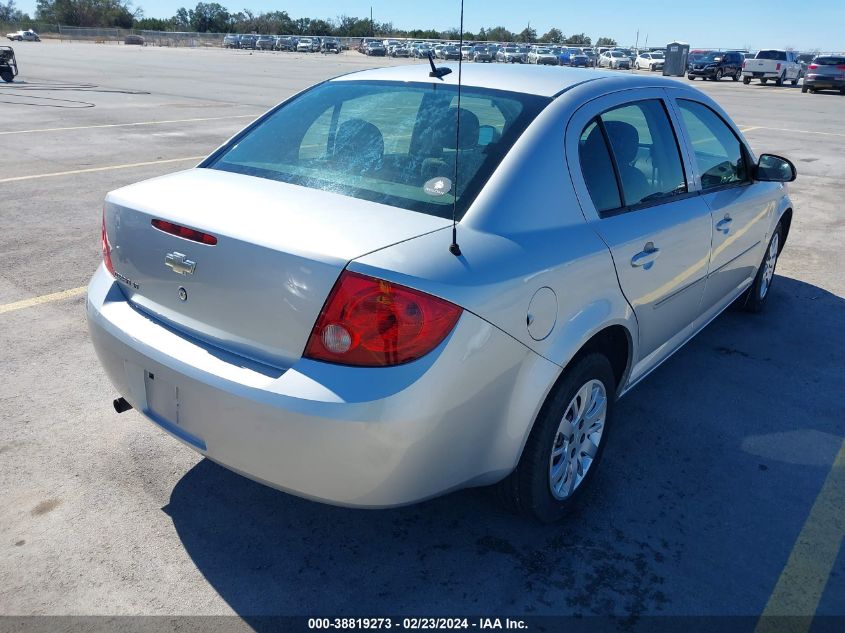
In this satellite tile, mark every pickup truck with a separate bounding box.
[742,50,803,86]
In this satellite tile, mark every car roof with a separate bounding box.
[330,64,678,98]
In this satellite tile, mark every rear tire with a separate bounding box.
[0,68,12,83]
[715,69,723,81]
[775,72,785,86]
[743,76,751,84]
[802,85,808,93]
[497,353,616,523]
[733,69,741,81]
[761,78,769,84]
[741,224,782,313]
[688,74,695,80]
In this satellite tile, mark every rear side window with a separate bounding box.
[579,121,622,213]
[676,100,748,190]
[208,81,549,220]
[578,99,687,215]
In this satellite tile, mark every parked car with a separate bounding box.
[239,34,257,50]
[90,65,796,522]
[472,45,494,63]
[635,51,665,71]
[6,29,40,42]
[124,34,145,46]
[528,47,558,65]
[599,50,631,69]
[614,48,636,66]
[321,39,341,54]
[563,48,588,67]
[742,49,802,86]
[688,51,744,81]
[275,36,296,51]
[583,50,598,67]
[222,34,240,49]
[497,46,523,63]
[801,55,845,94]
[413,44,432,58]
[255,35,275,51]
[296,37,316,52]
[365,41,386,56]
[389,44,410,57]
[438,45,461,61]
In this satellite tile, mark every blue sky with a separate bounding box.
[20,0,845,51]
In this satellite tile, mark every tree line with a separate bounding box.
[8,0,618,46]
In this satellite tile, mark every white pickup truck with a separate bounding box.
[742,49,803,86]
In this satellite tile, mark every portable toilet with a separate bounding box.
[663,41,690,76]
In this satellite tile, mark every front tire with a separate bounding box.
[497,353,616,523]
[742,224,782,313]
[715,69,723,81]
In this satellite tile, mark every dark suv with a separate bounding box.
[688,51,744,81]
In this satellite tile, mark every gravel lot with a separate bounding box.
[1,41,842,625]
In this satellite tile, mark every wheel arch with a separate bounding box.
[777,207,793,255]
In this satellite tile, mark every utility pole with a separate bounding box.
[370,6,373,37]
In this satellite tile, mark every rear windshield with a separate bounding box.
[206,80,550,219]
[814,57,845,65]
[756,50,787,60]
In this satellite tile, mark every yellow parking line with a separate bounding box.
[0,156,205,183]
[0,286,87,315]
[0,114,257,136]
[755,438,845,633]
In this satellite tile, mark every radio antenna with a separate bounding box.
[448,0,465,257]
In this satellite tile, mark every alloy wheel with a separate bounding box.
[549,379,607,500]
[760,233,779,299]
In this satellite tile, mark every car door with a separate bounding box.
[567,90,713,379]
[669,95,775,319]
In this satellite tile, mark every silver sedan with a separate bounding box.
[89,65,796,521]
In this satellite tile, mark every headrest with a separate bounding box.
[603,120,640,165]
[440,107,480,150]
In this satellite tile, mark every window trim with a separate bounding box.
[579,97,693,219]
[675,98,753,194]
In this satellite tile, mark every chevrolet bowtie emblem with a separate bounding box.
[165,252,196,276]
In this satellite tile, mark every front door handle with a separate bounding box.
[716,216,733,234]
[631,242,661,269]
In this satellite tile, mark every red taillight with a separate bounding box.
[776,63,781,70]
[838,65,845,70]
[742,60,746,68]
[151,219,217,245]
[304,271,462,367]
[808,64,819,70]
[101,210,115,276]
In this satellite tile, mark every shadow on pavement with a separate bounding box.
[162,275,844,623]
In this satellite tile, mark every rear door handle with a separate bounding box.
[631,242,661,268]
[716,216,733,234]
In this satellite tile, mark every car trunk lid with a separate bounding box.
[105,168,449,368]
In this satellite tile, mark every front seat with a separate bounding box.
[420,108,482,185]
[332,118,384,175]
[602,120,650,205]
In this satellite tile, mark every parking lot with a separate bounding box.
[1,41,843,625]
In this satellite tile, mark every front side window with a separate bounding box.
[207,81,549,220]
[676,99,748,190]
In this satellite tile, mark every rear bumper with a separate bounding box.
[742,70,779,79]
[87,265,558,508]
[804,77,845,89]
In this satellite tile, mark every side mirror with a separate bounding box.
[755,154,796,183]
